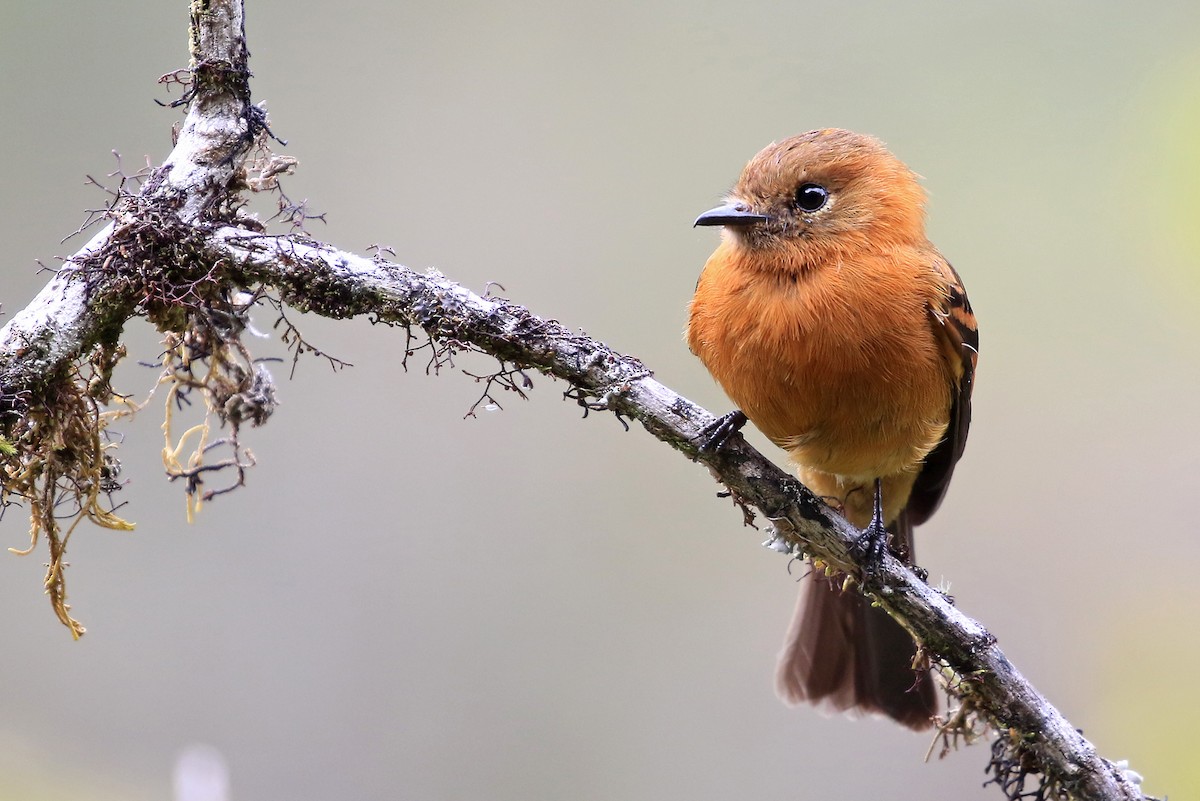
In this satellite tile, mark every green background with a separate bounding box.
[2,2,1198,799]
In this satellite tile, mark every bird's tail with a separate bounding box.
[774,511,937,730]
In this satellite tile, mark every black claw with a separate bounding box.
[852,477,889,571]
[853,519,889,570]
[698,410,748,453]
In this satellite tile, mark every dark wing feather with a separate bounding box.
[907,259,978,526]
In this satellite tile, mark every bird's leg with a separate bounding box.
[852,478,889,570]
[697,410,748,453]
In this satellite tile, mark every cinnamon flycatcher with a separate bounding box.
[687,129,978,730]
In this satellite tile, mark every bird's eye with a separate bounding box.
[794,183,829,213]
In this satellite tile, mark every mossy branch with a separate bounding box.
[213,231,1144,801]
[0,1,1151,800]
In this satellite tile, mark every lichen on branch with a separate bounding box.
[0,0,278,635]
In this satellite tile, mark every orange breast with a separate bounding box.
[687,239,954,482]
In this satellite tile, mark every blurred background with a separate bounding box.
[2,2,1198,799]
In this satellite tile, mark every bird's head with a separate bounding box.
[695,129,928,265]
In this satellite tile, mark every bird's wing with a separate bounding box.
[906,258,978,525]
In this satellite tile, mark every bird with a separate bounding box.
[686,128,978,730]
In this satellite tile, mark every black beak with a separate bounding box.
[693,201,770,227]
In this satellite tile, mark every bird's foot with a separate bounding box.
[697,410,747,453]
[852,518,889,573]
[851,477,889,573]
